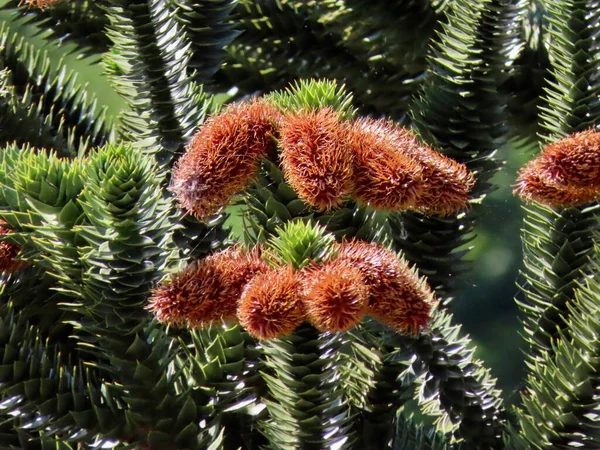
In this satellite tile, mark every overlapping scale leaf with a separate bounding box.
[75,142,172,335]
[259,324,355,449]
[512,247,600,449]
[102,0,212,165]
[174,325,265,449]
[0,67,74,153]
[0,24,113,155]
[0,284,121,447]
[267,79,357,119]
[167,0,239,84]
[340,322,422,449]
[394,0,524,303]
[392,414,456,450]
[412,309,505,448]
[2,0,110,58]
[0,146,86,294]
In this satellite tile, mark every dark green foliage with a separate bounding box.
[504,1,551,141]
[102,0,211,165]
[392,415,454,450]
[341,323,422,450]
[259,324,354,449]
[0,24,113,155]
[518,203,600,355]
[168,0,239,84]
[215,0,441,119]
[1,0,110,57]
[392,0,524,302]
[512,243,600,449]
[412,310,505,448]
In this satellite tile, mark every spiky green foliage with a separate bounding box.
[391,0,524,302]
[174,324,265,449]
[0,24,113,155]
[412,309,505,448]
[267,78,357,118]
[393,415,455,450]
[511,242,600,449]
[339,323,421,449]
[265,221,336,269]
[4,0,600,448]
[216,0,442,119]
[102,0,211,165]
[1,0,110,58]
[259,324,354,449]
[167,0,239,84]
[517,0,600,360]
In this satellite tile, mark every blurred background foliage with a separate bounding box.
[0,1,530,401]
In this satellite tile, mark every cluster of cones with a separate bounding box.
[515,129,600,207]
[171,98,475,221]
[147,240,435,340]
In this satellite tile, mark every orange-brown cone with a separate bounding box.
[514,159,598,207]
[535,129,600,187]
[171,99,282,220]
[279,108,354,210]
[335,240,435,335]
[237,267,305,340]
[348,117,425,211]
[404,141,475,217]
[148,246,269,327]
[515,130,600,207]
[349,118,475,215]
[302,259,368,332]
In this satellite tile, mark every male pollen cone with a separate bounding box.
[0,220,24,273]
[279,108,354,211]
[302,259,368,333]
[148,246,269,328]
[171,99,282,220]
[349,118,475,215]
[514,159,599,207]
[237,267,305,340]
[535,129,600,187]
[348,117,424,211]
[401,136,475,217]
[515,129,600,207]
[335,240,435,336]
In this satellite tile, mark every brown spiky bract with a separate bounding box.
[279,108,354,210]
[515,129,600,207]
[348,118,475,216]
[171,99,282,220]
[148,247,269,327]
[336,240,435,335]
[302,259,368,332]
[237,267,305,340]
